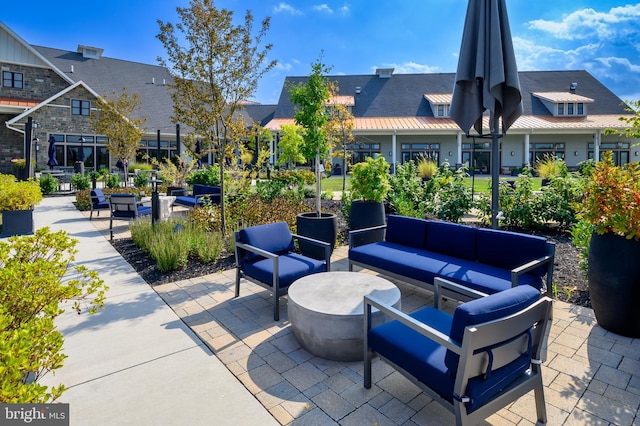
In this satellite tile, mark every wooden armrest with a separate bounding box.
[364,295,460,353]
[433,277,488,309]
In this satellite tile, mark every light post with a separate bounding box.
[149,172,162,225]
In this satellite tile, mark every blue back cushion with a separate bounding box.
[445,285,541,374]
[385,215,428,249]
[193,184,220,196]
[91,188,106,203]
[425,221,477,260]
[238,222,295,262]
[476,229,549,276]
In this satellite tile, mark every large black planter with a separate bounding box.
[296,212,337,260]
[588,232,640,337]
[350,200,386,245]
[1,209,35,237]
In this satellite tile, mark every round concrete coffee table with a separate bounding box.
[288,271,401,362]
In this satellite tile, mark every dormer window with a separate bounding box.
[424,94,452,118]
[532,92,593,117]
[77,44,104,59]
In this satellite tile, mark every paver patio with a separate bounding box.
[90,210,640,425]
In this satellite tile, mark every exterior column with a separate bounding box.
[594,130,601,162]
[524,133,530,166]
[457,132,463,165]
[391,131,397,173]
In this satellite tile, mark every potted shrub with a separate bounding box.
[11,158,27,181]
[349,156,391,237]
[0,173,43,237]
[579,151,640,337]
[416,158,437,182]
[534,154,567,186]
[289,56,337,258]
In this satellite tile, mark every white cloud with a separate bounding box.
[275,62,293,71]
[513,37,600,71]
[338,5,350,16]
[314,4,333,14]
[273,2,302,15]
[528,4,640,40]
[374,62,440,74]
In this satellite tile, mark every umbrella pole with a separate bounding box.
[491,119,500,229]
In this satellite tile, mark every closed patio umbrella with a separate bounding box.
[450,0,523,229]
[47,135,58,170]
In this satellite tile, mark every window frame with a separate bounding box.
[71,99,91,116]
[2,71,23,89]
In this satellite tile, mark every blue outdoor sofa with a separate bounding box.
[349,215,555,299]
[172,184,221,209]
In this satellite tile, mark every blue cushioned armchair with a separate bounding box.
[89,188,110,220]
[234,222,331,321]
[364,278,553,426]
[109,194,152,240]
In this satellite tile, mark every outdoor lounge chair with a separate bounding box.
[109,194,151,240]
[89,188,110,220]
[364,277,553,426]
[234,222,331,321]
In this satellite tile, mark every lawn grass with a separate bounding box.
[320,174,542,194]
[321,176,351,192]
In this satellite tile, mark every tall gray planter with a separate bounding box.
[588,232,640,337]
[296,212,337,260]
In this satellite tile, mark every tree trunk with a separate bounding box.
[315,150,321,216]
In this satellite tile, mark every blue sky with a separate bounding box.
[3,0,640,104]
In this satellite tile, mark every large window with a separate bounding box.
[136,138,179,164]
[529,143,565,165]
[71,99,90,116]
[401,143,440,164]
[346,142,381,165]
[589,142,630,166]
[2,71,23,89]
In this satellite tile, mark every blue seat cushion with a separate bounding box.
[137,206,152,217]
[193,184,220,196]
[349,242,542,294]
[425,221,477,260]
[385,215,429,249]
[445,285,541,374]
[476,229,549,277]
[239,222,296,262]
[241,253,326,288]
[174,195,197,207]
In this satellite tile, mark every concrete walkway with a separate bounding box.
[32,196,277,426]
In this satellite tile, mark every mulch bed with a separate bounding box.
[110,220,590,308]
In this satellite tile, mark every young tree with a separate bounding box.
[326,81,355,192]
[90,88,146,185]
[157,0,276,233]
[289,55,332,215]
[276,124,306,169]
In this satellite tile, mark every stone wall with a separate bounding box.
[0,62,69,101]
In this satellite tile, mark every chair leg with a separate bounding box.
[90,209,94,220]
[109,217,114,240]
[533,377,547,424]
[273,292,280,321]
[235,268,241,298]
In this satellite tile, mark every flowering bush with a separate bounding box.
[0,174,43,211]
[579,151,640,240]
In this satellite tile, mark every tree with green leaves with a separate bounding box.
[157,0,276,233]
[276,124,306,169]
[326,80,355,192]
[606,100,640,141]
[289,55,332,215]
[90,88,146,185]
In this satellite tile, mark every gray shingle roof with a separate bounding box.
[34,45,176,134]
[275,70,628,119]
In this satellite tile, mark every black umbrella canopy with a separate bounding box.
[47,135,58,170]
[449,0,523,228]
